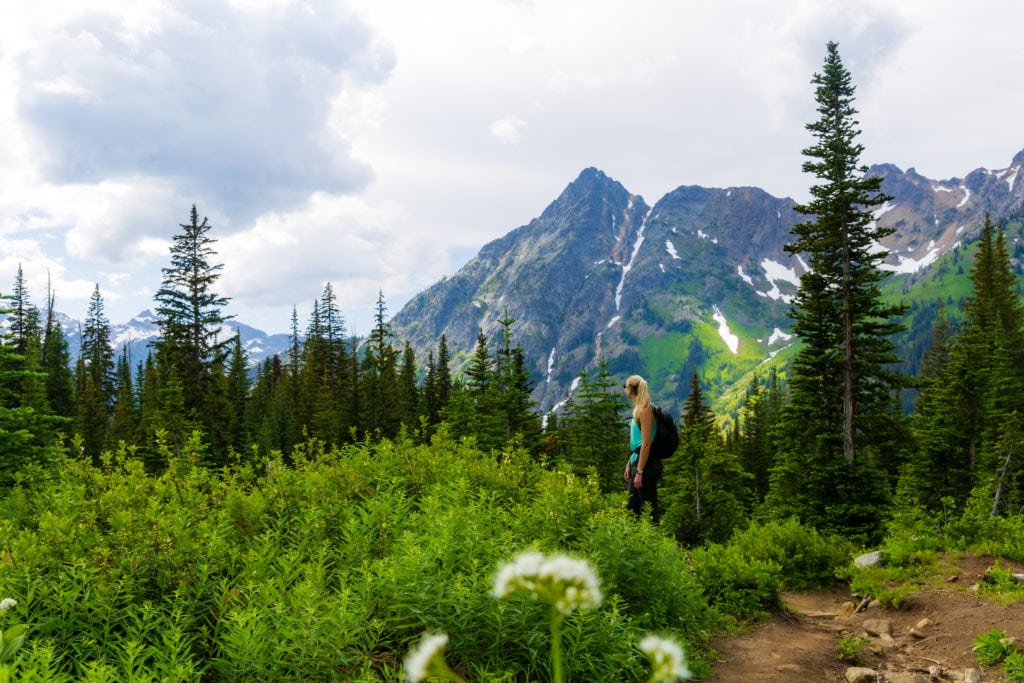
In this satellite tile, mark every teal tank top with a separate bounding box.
[629,413,658,463]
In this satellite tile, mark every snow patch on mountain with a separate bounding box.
[957,186,971,208]
[666,240,681,260]
[712,305,739,354]
[697,229,718,244]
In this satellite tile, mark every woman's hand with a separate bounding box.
[623,464,631,481]
[633,471,643,489]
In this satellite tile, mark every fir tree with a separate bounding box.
[41,283,75,418]
[153,205,233,456]
[767,41,908,538]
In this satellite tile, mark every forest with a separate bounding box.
[1,42,1023,682]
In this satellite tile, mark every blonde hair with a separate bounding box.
[626,374,652,421]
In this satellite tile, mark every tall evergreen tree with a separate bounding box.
[767,41,908,538]
[109,347,139,448]
[227,332,251,454]
[9,264,31,355]
[81,285,116,407]
[664,371,747,544]
[362,290,399,438]
[153,205,233,451]
[561,360,625,490]
[42,282,75,418]
[0,292,64,485]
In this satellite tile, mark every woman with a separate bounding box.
[623,374,662,523]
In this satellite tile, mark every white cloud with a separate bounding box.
[489,116,527,145]
[1,0,1024,334]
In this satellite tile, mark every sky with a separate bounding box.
[1,0,1023,336]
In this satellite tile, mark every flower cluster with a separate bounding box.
[491,550,602,615]
[639,634,692,682]
[0,599,15,614]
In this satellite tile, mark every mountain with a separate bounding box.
[55,310,292,370]
[392,152,1024,417]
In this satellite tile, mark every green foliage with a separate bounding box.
[0,433,729,680]
[1004,650,1024,683]
[977,562,1024,604]
[687,544,782,619]
[728,518,855,591]
[973,628,1016,666]
[836,635,869,664]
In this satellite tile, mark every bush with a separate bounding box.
[728,518,855,591]
[973,628,1016,666]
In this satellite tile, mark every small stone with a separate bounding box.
[962,668,982,683]
[914,617,932,631]
[845,666,877,683]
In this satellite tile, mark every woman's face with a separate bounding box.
[624,382,633,400]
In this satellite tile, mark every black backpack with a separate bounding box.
[650,406,679,459]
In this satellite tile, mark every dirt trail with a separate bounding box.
[705,554,1024,682]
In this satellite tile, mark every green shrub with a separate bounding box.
[688,543,782,619]
[727,518,855,590]
[973,628,1016,666]
[1004,650,1024,683]
[837,635,869,664]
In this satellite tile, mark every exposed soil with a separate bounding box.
[705,553,1024,682]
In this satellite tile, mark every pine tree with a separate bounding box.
[663,371,747,544]
[227,332,251,454]
[81,285,116,410]
[767,42,908,538]
[561,360,625,490]
[397,341,421,434]
[153,205,233,453]
[41,283,75,418]
[362,290,399,438]
[494,311,540,449]
[109,347,139,448]
[0,292,64,485]
[9,265,31,355]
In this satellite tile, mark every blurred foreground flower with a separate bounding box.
[492,550,602,683]
[491,550,601,615]
[640,634,692,682]
[403,632,465,683]
[0,600,15,615]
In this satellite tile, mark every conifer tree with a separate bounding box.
[9,264,31,355]
[81,285,116,409]
[561,360,625,490]
[153,205,233,435]
[663,371,747,544]
[362,290,400,438]
[152,204,233,417]
[42,283,75,418]
[397,341,421,434]
[0,292,64,485]
[767,41,908,537]
[227,332,251,453]
[494,312,540,449]
[109,347,139,448]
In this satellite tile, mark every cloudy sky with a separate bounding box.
[1,0,1022,335]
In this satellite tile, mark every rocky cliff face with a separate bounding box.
[392,151,1024,416]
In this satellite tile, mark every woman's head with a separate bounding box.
[625,374,651,416]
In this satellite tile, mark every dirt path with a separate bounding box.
[704,554,1024,682]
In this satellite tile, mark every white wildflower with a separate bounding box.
[640,634,691,682]
[404,632,449,683]
[492,550,601,615]
[0,598,16,613]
